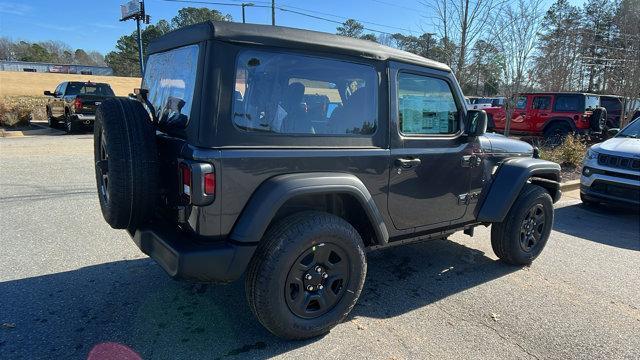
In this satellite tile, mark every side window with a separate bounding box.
[56,83,66,95]
[397,72,459,135]
[532,96,551,110]
[554,95,580,112]
[233,50,377,135]
[515,96,527,109]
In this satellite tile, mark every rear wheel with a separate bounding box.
[46,107,58,127]
[543,122,572,147]
[245,211,367,340]
[491,184,554,265]
[65,117,79,134]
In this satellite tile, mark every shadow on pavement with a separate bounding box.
[0,239,517,359]
[554,203,640,251]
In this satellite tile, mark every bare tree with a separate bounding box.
[533,0,583,91]
[423,0,505,85]
[491,0,545,136]
[608,0,640,127]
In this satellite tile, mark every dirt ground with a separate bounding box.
[0,71,141,97]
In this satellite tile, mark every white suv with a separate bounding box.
[580,117,640,208]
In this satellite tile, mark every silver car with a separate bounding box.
[580,117,640,208]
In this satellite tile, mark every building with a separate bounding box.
[0,60,113,76]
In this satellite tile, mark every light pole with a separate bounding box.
[241,3,254,24]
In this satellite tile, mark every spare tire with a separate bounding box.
[94,98,158,229]
[589,107,607,132]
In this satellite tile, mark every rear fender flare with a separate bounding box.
[477,158,561,223]
[543,117,577,132]
[229,172,389,245]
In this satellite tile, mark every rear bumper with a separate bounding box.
[130,226,256,283]
[74,114,95,122]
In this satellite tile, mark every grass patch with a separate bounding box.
[539,136,587,169]
[0,96,48,128]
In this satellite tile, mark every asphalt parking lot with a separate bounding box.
[1,129,639,360]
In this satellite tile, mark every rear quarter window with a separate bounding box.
[143,44,199,129]
[554,95,582,112]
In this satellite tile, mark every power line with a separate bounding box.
[159,0,417,36]
[273,3,418,34]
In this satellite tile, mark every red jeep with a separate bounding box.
[485,92,607,142]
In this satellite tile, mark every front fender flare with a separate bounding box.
[230,172,389,245]
[477,158,560,223]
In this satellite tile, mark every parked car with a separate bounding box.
[600,95,623,128]
[581,116,640,208]
[93,21,561,340]
[484,92,607,144]
[466,96,504,110]
[44,81,116,133]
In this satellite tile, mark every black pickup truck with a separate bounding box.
[44,81,115,133]
[94,22,561,340]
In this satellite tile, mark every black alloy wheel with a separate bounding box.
[97,130,109,204]
[519,203,545,252]
[284,242,350,319]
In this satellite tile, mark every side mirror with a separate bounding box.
[607,128,620,136]
[465,110,487,137]
[44,90,54,97]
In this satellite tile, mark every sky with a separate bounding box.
[0,0,584,55]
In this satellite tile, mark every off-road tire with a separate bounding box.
[589,107,607,132]
[65,117,80,134]
[491,184,554,265]
[543,122,572,147]
[245,211,367,340]
[94,98,158,229]
[46,107,58,127]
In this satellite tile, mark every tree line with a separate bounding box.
[336,0,639,104]
[0,38,106,67]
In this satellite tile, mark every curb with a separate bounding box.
[560,179,580,191]
[0,129,25,138]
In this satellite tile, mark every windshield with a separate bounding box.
[65,83,114,96]
[617,118,640,138]
[143,44,199,129]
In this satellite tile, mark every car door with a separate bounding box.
[531,95,552,131]
[387,64,475,231]
[51,83,66,117]
[509,95,530,132]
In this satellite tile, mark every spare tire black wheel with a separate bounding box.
[589,107,607,132]
[94,98,158,229]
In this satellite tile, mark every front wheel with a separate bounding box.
[245,211,367,340]
[491,184,554,265]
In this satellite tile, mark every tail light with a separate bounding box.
[180,163,192,197]
[178,161,215,205]
[204,173,215,195]
[73,98,83,110]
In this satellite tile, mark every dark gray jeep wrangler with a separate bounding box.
[94,21,561,340]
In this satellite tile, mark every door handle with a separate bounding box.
[395,158,421,168]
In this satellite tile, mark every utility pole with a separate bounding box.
[241,3,254,24]
[271,0,275,25]
[136,15,144,75]
[120,0,149,76]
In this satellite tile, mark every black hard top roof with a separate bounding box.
[66,81,110,86]
[147,21,450,72]
[522,92,601,96]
